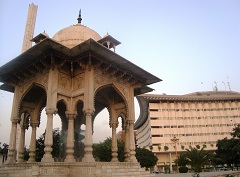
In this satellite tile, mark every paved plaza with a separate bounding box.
[153,171,240,177]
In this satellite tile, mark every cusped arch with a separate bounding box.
[94,83,128,108]
[116,111,127,130]
[94,83,130,127]
[57,98,68,111]
[18,111,31,129]
[18,82,47,119]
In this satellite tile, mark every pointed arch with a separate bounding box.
[18,82,47,119]
[94,83,130,121]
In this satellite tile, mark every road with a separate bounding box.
[153,171,240,177]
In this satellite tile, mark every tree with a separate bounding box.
[185,147,210,172]
[231,124,240,139]
[216,138,240,168]
[92,138,158,169]
[35,128,66,162]
[92,137,125,162]
[175,153,188,167]
[93,138,114,162]
[149,146,153,151]
[164,145,169,151]
[0,143,8,163]
[215,124,240,169]
[135,147,158,169]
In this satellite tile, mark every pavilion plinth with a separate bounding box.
[0,162,154,177]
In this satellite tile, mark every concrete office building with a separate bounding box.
[135,91,240,171]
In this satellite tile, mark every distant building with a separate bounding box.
[135,91,240,171]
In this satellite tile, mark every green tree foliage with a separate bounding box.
[92,138,158,169]
[230,124,240,139]
[175,153,188,167]
[215,124,240,168]
[35,131,45,162]
[24,147,30,161]
[0,143,9,163]
[164,145,169,151]
[135,147,158,169]
[92,137,125,162]
[185,147,210,172]
[178,166,188,173]
[216,138,240,167]
[35,128,65,162]
[93,138,113,162]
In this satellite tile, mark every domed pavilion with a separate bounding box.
[0,10,161,177]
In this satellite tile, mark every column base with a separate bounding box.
[5,150,16,164]
[65,155,76,163]
[28,158,36,163]
[41,154,54,163]
[5,156,16,164]
[82,153,95,162]
[129,150,137,162]
[111,157,118,162]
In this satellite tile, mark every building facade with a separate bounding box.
[135,91,240,171]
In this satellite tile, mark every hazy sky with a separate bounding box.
[0,0,240,146]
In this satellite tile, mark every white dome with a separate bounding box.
[52,24,101,48]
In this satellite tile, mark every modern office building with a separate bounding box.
[135,91,240,171]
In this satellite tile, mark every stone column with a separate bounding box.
[111,121,118,162]
[129,120,137,162]
[124,122,130,162]
[169,152,172,173]
[42,109,55,162]
[82,109,95,162]
[28,122,38,162]
[17,123,27,162]
[5,119,18,164]
[65,111,77,162]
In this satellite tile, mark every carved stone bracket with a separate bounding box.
[65,111,77,120]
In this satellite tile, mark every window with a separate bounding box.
[150,109,158,111]
[163,126,170,128]
[151,126,160,128]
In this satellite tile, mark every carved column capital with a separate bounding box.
[127,120,134,125]
[65,111,77,120]
[11,118,19,124]
[83,109,95,116]
[110,121,118,128]
[30,121,39,128]
[45,108,57,115]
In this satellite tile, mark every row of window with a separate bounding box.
[150,115,239,120]
[152,141,217,147]
[150,107,240,112]
[152,132,230,138]
[151,123,237,129]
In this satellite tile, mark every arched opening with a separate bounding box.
[18,84,47,162]
[74,100,85,160]
[93,85,127,161]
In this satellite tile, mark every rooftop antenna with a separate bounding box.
[227,76,231,91]
[213,81,218,91]
[22,3,38,53]
[222,81,226,91]
[77,9,82,24]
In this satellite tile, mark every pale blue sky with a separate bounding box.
[0,0,240,145]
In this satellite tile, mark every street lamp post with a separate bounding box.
[171,135,179,172]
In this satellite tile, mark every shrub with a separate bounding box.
[179,166,188,173]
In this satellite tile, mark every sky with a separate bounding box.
[0,0,240,146]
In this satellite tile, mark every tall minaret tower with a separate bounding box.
[21,3,38,53]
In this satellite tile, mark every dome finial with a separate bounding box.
[77,9,82,24]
